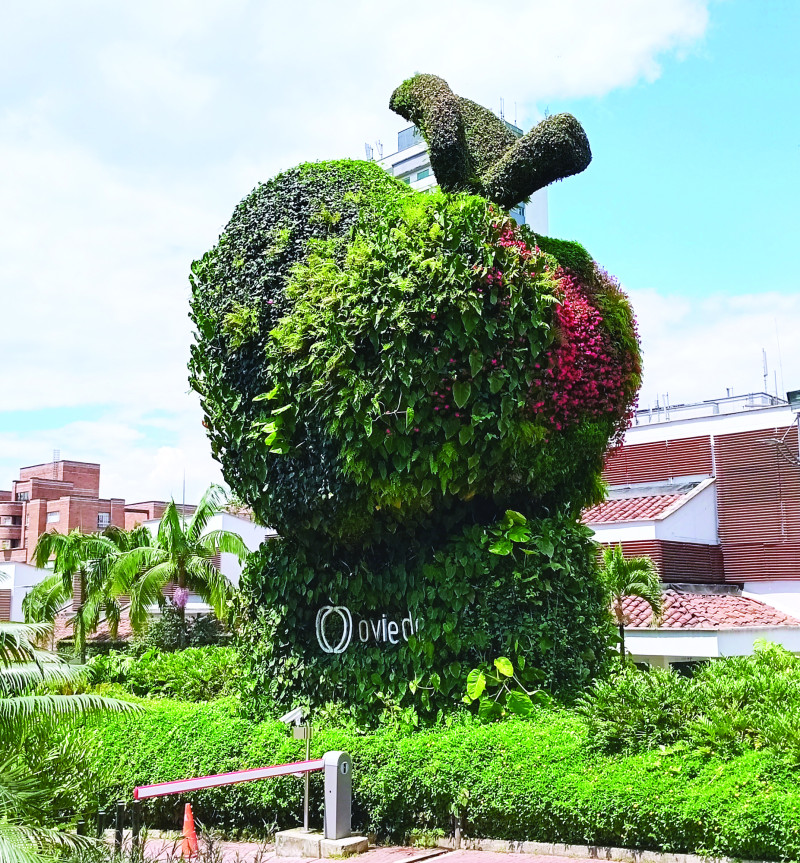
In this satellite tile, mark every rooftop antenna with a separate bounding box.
[375,140,383,159]
[364,143,373,161]
[763,348,769,393]
[499,97,505,120]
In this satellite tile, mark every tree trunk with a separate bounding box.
[178,572,186,649]
[618,622,626,667]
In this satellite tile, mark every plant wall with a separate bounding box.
[189,76,641,716]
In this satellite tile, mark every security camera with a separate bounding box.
[278,706,304,726]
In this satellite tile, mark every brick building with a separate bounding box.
[0,459,194,565]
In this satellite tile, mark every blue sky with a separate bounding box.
[1,0,797,502]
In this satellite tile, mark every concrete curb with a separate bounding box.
[436,836,763,863]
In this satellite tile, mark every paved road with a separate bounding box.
[142,838,602,863]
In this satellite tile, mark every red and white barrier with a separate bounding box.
[133,758,325,800]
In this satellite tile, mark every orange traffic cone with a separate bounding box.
[181,803,199,859]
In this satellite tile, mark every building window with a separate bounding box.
[46,511,60,524]
[416,168,430,180]
[97,512,110,529]
[1,516,22,526]
[403,177,411,184]
[15,492,29,502]
[9,540,19,549]
[0,517,11,526]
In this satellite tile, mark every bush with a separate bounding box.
[578,642,800,758]
[87,646,241,702]
[77,699,800,861]
[132,606,230,653]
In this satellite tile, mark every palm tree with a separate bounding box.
[600,544,663,666]
[30,530,122,663]
[24,525,153,654]
[112,485,249,644]
[1,579,137,863]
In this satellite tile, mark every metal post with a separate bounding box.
[114,801,124,853]
[323,751,352,841]
[96,809,106,838]
[304,726,311,832]
[131,801,141,852]
[76,820,86,837]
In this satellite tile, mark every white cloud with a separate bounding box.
[0,399,222,506]
[630,288,800,409]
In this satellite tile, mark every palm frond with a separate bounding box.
[187,484,226,542]
[0,662,83,696]
[21,578,70,627]
[0,624,54,669]
[0,692,139,734]
[199,529,250,561]
[0,817,102,863]
[184,557,234,619]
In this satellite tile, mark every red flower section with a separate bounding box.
[527,273,639,440]
[424,219,639,443]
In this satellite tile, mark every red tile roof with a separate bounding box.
[583,494,684,524]
[622,589,800,630]
[51,608,135,645]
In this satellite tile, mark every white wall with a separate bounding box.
[0,562,51,622]
[743,581,800,618]
[628,626,800,662]
[654,481,718,544]
[626,403,798,446]
[589,481,718,546]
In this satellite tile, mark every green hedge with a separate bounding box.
[87,647,241,702]
[79,700,800,860]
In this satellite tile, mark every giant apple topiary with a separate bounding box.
[189,75,641,717]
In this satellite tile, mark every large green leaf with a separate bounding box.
[466,669,486,700]
[494,656,514,677]
[453,381,471,408]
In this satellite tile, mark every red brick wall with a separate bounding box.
[18,462,99,497]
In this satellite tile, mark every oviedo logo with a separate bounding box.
[315,606,422,654]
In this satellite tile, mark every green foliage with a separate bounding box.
[239,512,613,718]
[578,642,800,759]
[463,655,549,721]
[0,614,137,863]
[222,299,261,352]
[389,73,592,208]
[78,698,800,860]
[87,646,241,702]
[132,606,229,653]
[531,235,595,284]
[190,153,639,712]
[110,485,248,634]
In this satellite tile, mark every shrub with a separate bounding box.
[578,642,800,758]
[77,700,800,861]
[131,607,230,654]
[87,646,241,702]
